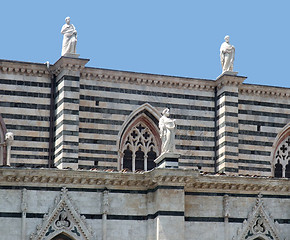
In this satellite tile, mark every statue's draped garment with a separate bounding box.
[159,115,176,154]
[220,41,235,72]
[61,23,77,56]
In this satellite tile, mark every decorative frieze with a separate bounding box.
[0,60,49,76]
[240,85,290,98]
[0,168,289,194]
[80,68,216,91]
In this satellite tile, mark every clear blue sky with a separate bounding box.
[1,1,290,88]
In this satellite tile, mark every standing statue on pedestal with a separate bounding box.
[5,132,14,166]
[220,35,235,73]
[159,108,176,154]
[61,17,77,56]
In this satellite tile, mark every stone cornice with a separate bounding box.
[0,168,289,194]
[0,59,50,77]
[0,59,289,96]
[80,68,216,91]
[52,56,90,75]
[215,73,247,90]
[240,84,290,98]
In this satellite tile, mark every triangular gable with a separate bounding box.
[233,194,284,240]
[30,187,94,240]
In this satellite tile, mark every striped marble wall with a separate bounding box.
[0,58,289,176]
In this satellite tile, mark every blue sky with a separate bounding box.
[1,1,290,88]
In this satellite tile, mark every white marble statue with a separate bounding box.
[220,35,235,73]
[61,17,77,56]
[5,132,14,166]
[159,108,176,154]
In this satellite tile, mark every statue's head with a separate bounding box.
[224,35,230,43]
[5,132,14,142]
[65,16,71,24]
[162,108,170,117]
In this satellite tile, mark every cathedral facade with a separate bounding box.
[0,57,289,239]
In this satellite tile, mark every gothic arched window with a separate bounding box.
[121,122,159,171]
[272,123,290,178]
[118,104,161,172]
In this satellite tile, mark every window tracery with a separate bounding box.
[121,122,159,171]
[273,134,290,178]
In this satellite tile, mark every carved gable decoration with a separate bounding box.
[233,194,284,240]
[30,187,94,240]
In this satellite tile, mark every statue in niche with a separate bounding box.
[159,108,176,154]
[220,35,235,73]
[61,17,77,56]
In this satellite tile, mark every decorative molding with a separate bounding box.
[240,85,290,98]
[30,187,94,240]
[52,57,89,76]
[233,194,285,240]
[0,60,50,77]
[0,169,289,194]
[0,59,289,98]
[215,74,246,90]
[80,68,216,91]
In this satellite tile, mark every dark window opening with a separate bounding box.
[274,160,283,178]
[147,147,157,170]
[135,147,144,170]
[123,147,132,170]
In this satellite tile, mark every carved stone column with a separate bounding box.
[21,188,28,240]
[102,189,109,240]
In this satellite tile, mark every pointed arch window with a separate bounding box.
[272,123,290,178]
[121,122,159,171]
[118,104,161,172]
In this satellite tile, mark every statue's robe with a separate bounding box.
[61,24,77,56]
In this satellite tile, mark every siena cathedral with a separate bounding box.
[0,18,289,240]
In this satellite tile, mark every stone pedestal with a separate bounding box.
[51,56,89,170]
[215,73,246,175]
[216,71,238,79]
[154,153,180,168]
[63,53,80,58]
